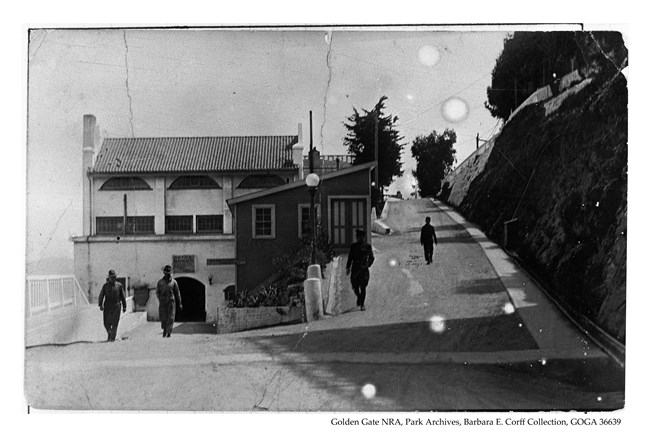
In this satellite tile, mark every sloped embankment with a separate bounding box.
[457,72,627,344]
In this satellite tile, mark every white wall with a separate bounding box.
[93,175,157,217]
[91,172,299,234]
[92,174,233,234]
[165,174,224,216]
[74,236,235,323]
[166,189,224,215]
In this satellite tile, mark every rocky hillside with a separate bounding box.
[442,70,627,344]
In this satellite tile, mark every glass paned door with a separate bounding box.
[331,199,366,249]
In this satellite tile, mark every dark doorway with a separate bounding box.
[175,277,206,322]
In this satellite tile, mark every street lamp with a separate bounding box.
[305,173,320,265]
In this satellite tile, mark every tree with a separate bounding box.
[485,31,628,121]
[411,129,457,198]
[343,96,404,208]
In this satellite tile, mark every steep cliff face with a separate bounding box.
[457,72,627,343]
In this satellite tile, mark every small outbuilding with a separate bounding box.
[227,162,375,293]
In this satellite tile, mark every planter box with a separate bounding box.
[146,288,159,321]
[216,305,304,334]
[133,287,150,312]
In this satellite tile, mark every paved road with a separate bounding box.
[24,199,624,411]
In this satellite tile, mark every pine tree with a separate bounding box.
[343,96,404,208]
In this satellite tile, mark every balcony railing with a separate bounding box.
[26,275,89,316]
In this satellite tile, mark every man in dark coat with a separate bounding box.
[420,216,438,265]
[156,265,182,338]
[98,269,127,342]
[346,229,374,311]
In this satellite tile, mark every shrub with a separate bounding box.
[227,284,304,308]
[270,227,335,288]
[228,227,334,309]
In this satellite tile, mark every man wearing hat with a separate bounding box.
[156,265,182,338]
[98,270,127,342]
[346,229,374,311]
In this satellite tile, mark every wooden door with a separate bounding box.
[331,199,367,249]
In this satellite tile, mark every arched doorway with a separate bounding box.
[175,277,206,322]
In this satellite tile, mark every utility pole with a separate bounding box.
[374,109,379,189]
[309,111,314,174]
[123,194,127,235]
[476,133,489,150]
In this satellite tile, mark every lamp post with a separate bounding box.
[305,173,320,265]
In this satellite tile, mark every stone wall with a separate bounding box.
[215,305,304,333]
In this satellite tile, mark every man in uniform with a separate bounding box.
[420,216,438,265]
[98,269,127,342]
[156,265,182,338]
[346,229,374,311]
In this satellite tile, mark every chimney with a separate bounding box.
[82,114,96,236]
[292,123,305,180]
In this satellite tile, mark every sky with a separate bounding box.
[27,27,513,263]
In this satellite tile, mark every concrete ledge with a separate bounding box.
[324,257,340,315]
[119,311,148,339]
[372,219,391,234]
[216,305,304,334]
[26,306,147,347]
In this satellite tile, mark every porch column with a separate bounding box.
[222,175,233,234]
[154,177,166,235]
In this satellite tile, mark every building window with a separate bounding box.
[197,215,224,233]
[252,205,275,239]
[96,216,155,235]
[165,215,193,234]
[238,174,285,189]
[100,177,152,191]
[298,204,320,239]
[169,176,221,189]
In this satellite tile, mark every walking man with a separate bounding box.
[98,269,127,342]
[156,265,182,338]
[346,229,374,311]
[420,216,438,265]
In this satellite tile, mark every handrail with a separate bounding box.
[27,274,77,280]
[26,274,89,316]
[73,275,90,305]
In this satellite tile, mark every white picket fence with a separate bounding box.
[26,275,89,316]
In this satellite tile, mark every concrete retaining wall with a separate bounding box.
[216,305,303,333]
[444,141,495,207]
[443,69,587,207]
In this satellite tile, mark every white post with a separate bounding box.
[304,278,323,322]
[26,280,31,317]
[307,264,321,279]
[46,279,52,311]
[304,264,323,321]
[154,177,166,235]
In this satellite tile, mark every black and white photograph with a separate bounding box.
[14,10,638,427]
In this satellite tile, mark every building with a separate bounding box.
[227,162,375,293]
[73,115,305,322]
[303,149,353,177]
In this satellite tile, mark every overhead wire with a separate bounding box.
[39,30,546,160]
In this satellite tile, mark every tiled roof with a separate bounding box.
[92,136,298,174]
